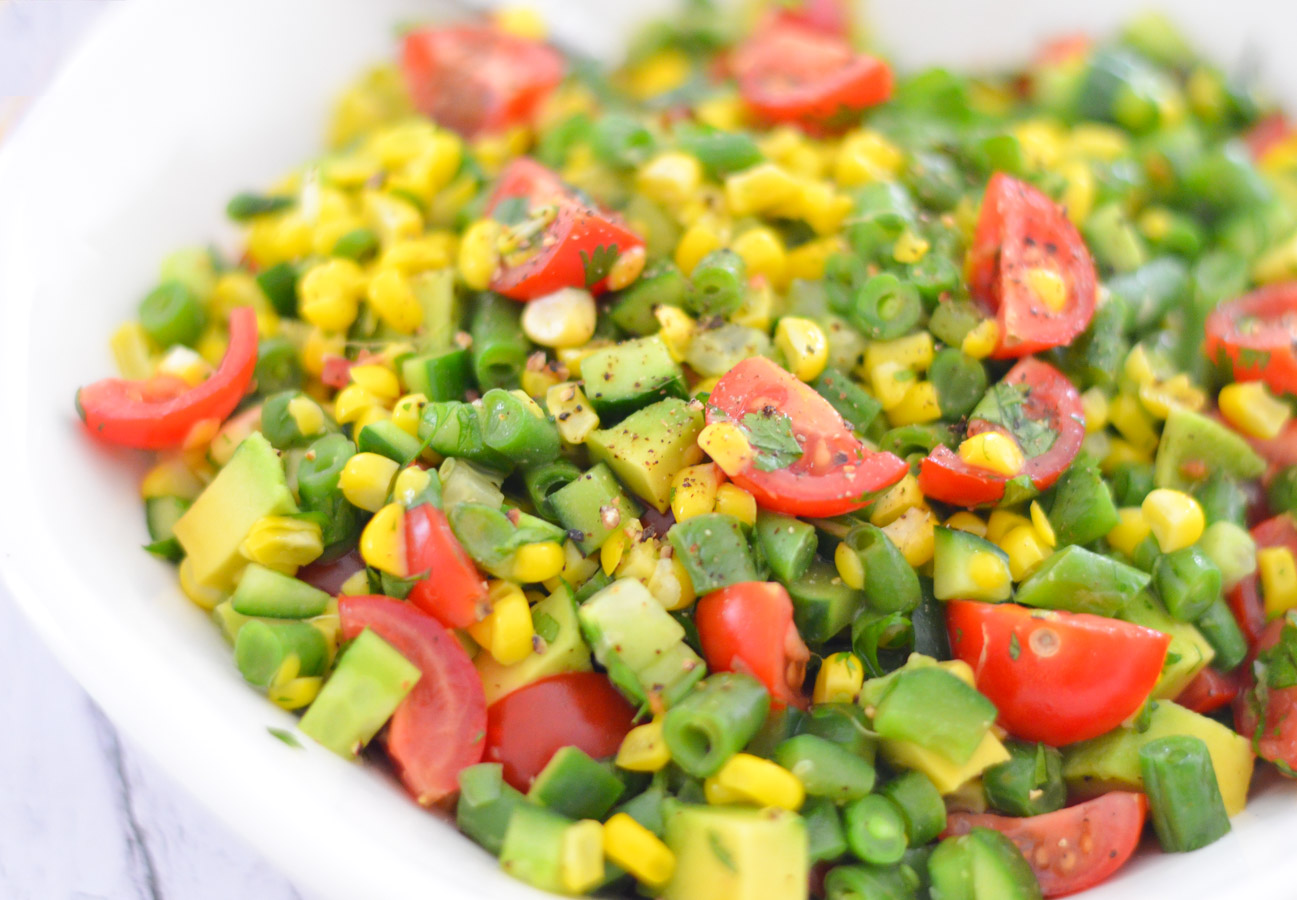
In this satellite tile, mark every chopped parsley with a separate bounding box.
[970,382,1058,457]
[739,410,804,472]
[581,243,621,287]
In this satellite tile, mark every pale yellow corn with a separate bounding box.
[970,550,1012,595]
[869,361,916,411]
[813,652,864,705]
[616,536,661,585]
[834,542,866,590]
[986,510,1032,545]
[698,422,754,477]
[353,403,394,435]
[246,211,312,267]
[961,319,1000,360]
[1109,394,1160,454]
[870,474,925,527]
[287,395,326,439]
[513,541,565,584]
[363,189,423,245]
[774,316,829,383]
[705,754,804,812]
[888,381,942,426]
[785,237,841,281]
[1059,159,1095,225]
[558,539,600,589]
[1081,387,1109,433]
[458,219,503,290]
[714,484,757,527]
[1219,381,1292,440]
[883,506,938,568]
[787,178,852,235]
[468,581,534,666]
[111,321,155,379]
[1139,374,1206,419]
[391,393,429,437]
[607,245,648,292]
[338,570,371,597]
[892,228,930,264]
[360,502,408,576]
[724,162,800,217]
[601,528,627,576]
[544,381,599,445]
[637,152,703,209]
[1029,500,1057,548]
[1014,119,1066,169]
[603,814,675,890]
[835,129,904,186]
[624,49,691,100]
[616,717,671,772]
[674,220,726,276]
[299,259,363,332]
[1260,547,1297,618]
[1102,437,1153,473]
[1025,267,1069,313]
[241,516,324,574]
[339,452,400,512]
[522,287,598,348]
[1123,345,1158,387]
[560,820,605,895]
[366,268,424,333]
[732,226,788,289]
[655,305,696,362]
[647,554,697,611]
[1107,507,1152,557]
[301,328,345,379]
[350,363,401,401]
[392,466,433,506]
[1142,489,1206,553]
[1000,525,1048,581]
[958,431,1025,477]
[269,676,322,711]
[730,280,776,332]
[694,90,747,130]
[379,232,457,273]
[865,333,935,373]
[334,384,380,425]
[141,457,206,500]
[179,557,227,611]
[493,5,547,39]
[155,345,211,386]
[945,511,988,538]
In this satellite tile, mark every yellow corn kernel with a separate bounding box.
[868,361,915,411]
[945,511,988,538]
[888,381,942,426]
[1219,381,1292,440]
[834,541,866,590]
[339,452,400,512]
[693,89,747,130]
[1101,437,1152,474]
[705,754,804,812]
[241,515,324,574]
[468,582,535,666]
[970,551,1012,594]
[1123,344,1158,388]
[521,287,598,348]
[330,385,376,427]
[269,676,322,711]
[617,535,661,585]
[1142,489,1206,553]
[670,463,722,524]
[321,151,382,187]
[986,509,1032,545]
[360,502,408,577]
[492,4,546,39]
[891,228,930,265]
[785,237,841,281]
[1080,387,1109,433]
[1260,547,1297,618]
[155,345,212,387]
[1013,119,1066,170]
[1140,374,1206,420]
[961,319,1000,360]
[457,219,503,290]
[1025,267,1069,314]
[520,366,560,400]
[603,813,675,890]
[1107,507,1152,556]
[391,393,429,437]
[698,422,754,477]
[865,333,935,374]
[392,465,432,506]
[556,340,610,371]
[365,268,424,334]
[834,129,904,186]
[648,554,697,612]
[625,49,691,100]
[540,381,597,446]
[1029,500,1057,548]
[380,232,458,275]
[286,395,326,439]
[654,305,696,362]
[1138,206,1174,243]
[601,528,627,576]
[714,484,757,527]
[246,211,313,268]
[774,316,829,383]
[607,245,648,292]
[559,539,600,588]
[299,259,362,332]
[787,178,852,235]
[1000,524,1048,581]
[301,328,345,379]
[350,363,400,401]
[140,457,205,500]
[1069,123,1130,161]
[179,557,227,611]
[617,717,672,772]
[732,227,788,289]
[559,820,605,895]
[958,431,1025,477]
[883,506,938,568]
[210,270,268,317]
[870,474,925,528]
[724,162,800,217]
[1109,394,1160,455]
[363,189,423,246]
[110,321,154,379]
[338,570,370,597]
[674,220,726,276]
[731,280,776,332]
[637,152,703,209]
[514,541,565,584]
[814,652,864,705]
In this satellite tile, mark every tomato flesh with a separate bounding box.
[705,356,907,517]
[945,793,1148,898]
[947,601,1170,746]
[918,358,1085,508]
[1228,514,1297,648]
[696,582,810,708]
[483,672,638,791]
[401,25,563,138]
[339,595,486,806]
[968,173,1098,358]
[1176,667,1242,715]
[405,503,491,629]
[77,306,258,450]
[1204,283,1297,398]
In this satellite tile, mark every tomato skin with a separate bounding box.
[339,595,487,806]
[483,672,638,791]
[401,25,563,138]
[1235,613,1297,774]
[946,601,1170,746]
[968,173,1097,358]
[1244,112,1293,162]
[918,358,1085,508]
[706,357,907,517]
[485,157,570,214]
[696,582,810,708]
[1204,283,1297,398]
[77,306,258,450]
[944,793,1148,898]
[405,504,490,629]
[1229,514,1297,648]
[732,23,892,132]
[1176,667,1242,715]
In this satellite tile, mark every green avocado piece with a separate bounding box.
[586,397,705,513]
[475,585,593,705]
[662,802,808,900]
[1154,407,1265,490]
[1119,591,1214,700]
[1012,545,1150,617]
[580,335,688,421]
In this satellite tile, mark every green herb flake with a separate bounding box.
[268,727,302,748]
[969,382,1058,458]
[532,609,561,643]
[1008,632,1021,661]
[581,243,621,287]
[226,192,295,221]
[708,830,737,873]
[491,195,530,227]
[739,410,804,473]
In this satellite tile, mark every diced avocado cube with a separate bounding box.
[548,463,641,554]
[1155,407,1264,490]
[785,559,865,644]
[499,802,576,894]
[928,826,1042,900]
[586,397,705,513]
[580,335,687,421]
[231,562,332,618]
[528,746,625,820]
[1012,545,1150,617]
[1119,591,1214,699]
[173,432,298,590]
[932,526,1012,603]
[668,513,759,595]
[662,802,808,900]
[872,667,998,766]
[457,763,528,856]
[475,585,593,705]
[881,730,1012,796]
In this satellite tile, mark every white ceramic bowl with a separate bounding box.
[5,1,1297,897]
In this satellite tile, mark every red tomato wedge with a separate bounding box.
[1244,112,1294,162]
[1204,283,1297,398]
[401,24,563,138]
[945,793,1148,898]
[483,672,637,791]
[1228,514,1297,647]
[706,356,907,517]
[767,0,853,38]
[76,306,258,450]
[1235,616,1297,776]
[696,582,810,708]
[918,358,1085,508]
[485,158,645,300]
[946,601,1170,746]
[1176,667,1242,715]
[968,173,1098,358]
[339,595,487,806]
[405,503,491,629]
[731,22,892,133]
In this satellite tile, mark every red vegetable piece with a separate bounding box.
[696,582,810,708]
[405,503,491,629]
[1204,283,1297,399]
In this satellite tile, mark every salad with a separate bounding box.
[75,2,1297,898]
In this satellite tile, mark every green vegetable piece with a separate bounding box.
[528,746,625,820]
[139,280,207,348]
[498,802,576,893]
[802,798,849,865]
[470,293,530,390]
[932,527,1012,603]
[1118,591,1214,700]
[296,433,361,552]
[824,863,920,900]
[418,401,512,471]
[812,366,883,434]
[744,705,808,760]
[457,763,528,856]
[521,458,582,520]
[1268,466,1297,518]
[480,388,561,467]
[1013,545,1150,617]
[615,783,669,836]
[260,391,334,450]
[587,397,705,514]
[850,273,923,341]
[609,259,688,335]
[982,741,1066,818]
[802,704,877,760]
[1154,547,1222,622]
[755,510,817,584]
[580,335,688,421]
[1063,292,1129,391]
[930,349,988,419]
[662,673,770,777]
[357,418,423,463]
[549,463,642,554]
[400,347,472,401]
[969,382,1057,458]
[661,802,807,900]
[774,734,876,802]
[1140,735,1231,852]
[226,192,294,220]
[1046,461,1120,547]
[872,668,997,765]
[299,629,421,759]
[234,620,328,687]
[845,524,922,614]
[143,495,190,562]
[330,226,379,261]
[786,559,866,645]
[674,124,765,178]
[254,337,303,396]
[1194,597,1248,672]
[477,585,592,705]
[1197,521,1257,591]
[1193,472,1249,528]
[669,513,759,595]
[231,563,331,618]
[1154,407,1264,491]
[878,771,947,846]
[843,794,908,867]
[686,322,773,378]
[256,262,298,317]
[448,503,565,579]
[927,827,1042,900]
[1109,461,1156,508]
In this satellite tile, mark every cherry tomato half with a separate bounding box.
[339,595,487,806]
[947,601,1170,746]
[401,24,563,138]
[918,358,1085,508]
[483,672,638,791]
[968,173,1098,358]
[1204,283,1297,398]
[1176,666,1242,715]
[76,306,258,450]
[945,793,1148,898]
[706,356,907,517]
[696,582,810,708]
[1235,618,1297,776]
[1244,112,1294,162]
[406,503,491,629]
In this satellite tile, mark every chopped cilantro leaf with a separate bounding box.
[581,244,621,287]
[739,410,804,472]
[970,382,1057,458]
[491,195,530,227]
